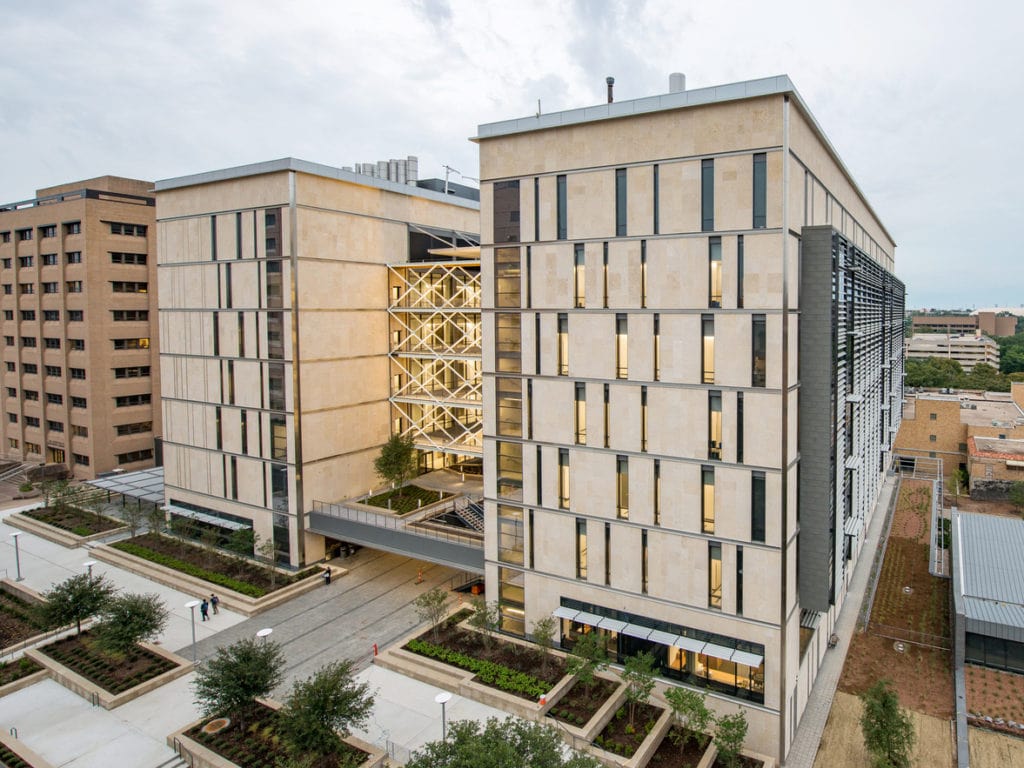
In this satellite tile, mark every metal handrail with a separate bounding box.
[311,499,483,547]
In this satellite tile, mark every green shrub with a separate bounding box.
[18,482,33,493]
[111,541,266,597]
[405,637,548,699]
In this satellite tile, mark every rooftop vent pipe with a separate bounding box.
[606,76,615,103]
[669,72,686,93]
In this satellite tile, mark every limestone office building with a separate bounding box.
[474,75,904,760]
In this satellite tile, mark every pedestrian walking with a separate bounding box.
[210,593,219,615]
[200,599,209,621]
[322,567,331,586]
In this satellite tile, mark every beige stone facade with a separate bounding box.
[476,76,903,762]
[155,159,478,566]
[0,177,161,479]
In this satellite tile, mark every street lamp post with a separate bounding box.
[9,532,22,582]
[83,560,96,580]
[256,627,273,644]
[185,599,201,663]
[434,691,452,743]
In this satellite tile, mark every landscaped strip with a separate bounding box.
[405,637,548,699]
[111,540,267,597]
[364,485,453,515]
[23,507,123,536]
[38,633,176,695]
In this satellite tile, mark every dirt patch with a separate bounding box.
[0,590,52,648]
[947,494,1019,518]
[893,479,932,544]
[870,537,950,636]
[645,726,709,768]
[39,631,177,694]
[814,691,953,768]
[966,665,1024,723]
[24,506,122,536]
[595,701,663,758]
[968,725,1024,767]
[548,676,618,728]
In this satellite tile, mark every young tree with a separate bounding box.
[468,598,500,650]
[277,659,375,764]
[40,573,117,634]
[256,534,278,589]
[373,433,417,492]
[405,716,600,768]
[665,686,713,752]
[531,615,557,674]
[713,710,748,768]
[121,499,146,538]
[170,514,198,555]
[39,478,69,511]
[565,631,608,699]
[226,527,256,559]
[860,679,915,768]
[1009,481,1024,517]
[192,637,285,728]
[146,505,167,536]
[93,593,168,654]
[413,587,451,642]
[199,525,220,569]
[622,651,657,727]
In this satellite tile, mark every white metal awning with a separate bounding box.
[731,650,764,667]
[673,635,707,653]
[165,503,248,531]
[573,611,603,627]
[648,629,680,647]
[620,623,653,640]
[597,617,628,633]
[701,642,736,663]
[553,606,579,621]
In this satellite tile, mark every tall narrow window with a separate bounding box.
[495,313,521,373]
[751,471,766,542]
[752,314,766,387]
[641,529,649,594]
[653,314,661,381]
[616,456,629,519]
[753,153,767,229]
[528,510,535,569]
[615,168,627,236]
[602,243,609,308]
[575,382,587,444]
[702,466,715,533]
[526,380,533,439]
[708,391,722,460]
[737,235,745,309]
[737,392,745,464]
[558,448,570,509]
[736,546,744,615]
[616,314,628,379]
[701,158,714,232]
[525,246,532,308]
[494,248,522,308]
[497,506,524,564]
[556,175,567,240]
[496,377,523,437]
[709,542,722,609]
[533,177,540,241]
[653,460,661,525]
[574,244,585,308]
[497,442,524,500]
[640,240,647,309]
[576,518,588,579]
[604,523,611,585]
[702,314,715,384]
[536,447,543,504]
[493,180,521,243]
[641,386,648,452]
[653,164,660,234]
[557,313,569,375]
[603,384,611,448]
[708,237,722,308]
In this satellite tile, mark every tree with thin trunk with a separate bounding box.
[373,433,417,495]
[566,631,608,699]
[1009,481,1024,518]
[121,499,145,538]
[469,598,500,650]
[192,637,285,729]
[93,593,168,654]
[860,679,914,768]
[531,616,556,674]
[665,685,712,753]
[40,574,117,634]
[277,659,375,766]
[146,505,167,536]
[414,587,451,642]
[622,651,657,727]
[256,534,278,589]
[713,710,748,768]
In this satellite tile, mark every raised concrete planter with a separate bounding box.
[0,728,54,768]
[89,542,344,617]
[694,742,775,768]
[6,511,128,549]
[26,640,192,710]
[0,669,48,699]
[169,701,386,768]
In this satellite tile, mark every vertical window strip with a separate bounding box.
[753,153,767,229]
[737,234,744,309]
[652,164,660,235]
[701,158,714,232]
[615,168,627,236]
[556,175,567,240]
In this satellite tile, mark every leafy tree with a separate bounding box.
[966,362,1010,392]
[226,527,256,559]
[565,631,607,699]
[860,679,914,768]
[405,716,600,768]
[199,525,220,569]
[1008,482,1024,517]
[468,598,500,650]
[713,710,748,768]
[904,357,965,390]
[40,573,117,634]
[146,505,167,536]
[170,514,198,555]
[373,433,417,491]
[93,592,168,654]
[192,637,285,728]
[121,499,146,538]
[622,651,657,727]
[277,659,375,765]
[531,616,557,674]
[40,478,70,511]
[256,534,278,589]
[665,685,712,752]
[414,587,451,642]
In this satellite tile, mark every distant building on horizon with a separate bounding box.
[912,312,1016,337]
[906,332,1000,372]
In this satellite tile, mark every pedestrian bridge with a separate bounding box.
[307,497,485,574]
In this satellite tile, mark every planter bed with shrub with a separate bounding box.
[364,485,453,515]
[111,533,319,596]
[645,725,711,768]
[0,657,43,688]
[593,702,664,759]
[547,676,619,728]
[23,506,122,537]
[38,632,175,694]
[0,743,33,768]
[406,637,549,699]
[185,703,368,768]
[0,590,54,649]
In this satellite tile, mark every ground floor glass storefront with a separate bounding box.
[556,598,765,704]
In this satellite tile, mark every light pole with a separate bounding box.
[256,627,273,644]
[9,532,22,582]
[83,560,96,580]
[434,691,452,743]
[185,599,201,663]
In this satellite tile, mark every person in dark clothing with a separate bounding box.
[200,599,209,621]
[210,594,220,615]
[322,567,331,586]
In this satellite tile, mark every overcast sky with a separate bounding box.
[0,0,1020,309]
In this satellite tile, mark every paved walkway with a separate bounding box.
[783,472,899,767]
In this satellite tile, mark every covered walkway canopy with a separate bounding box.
[85,466,165,505]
